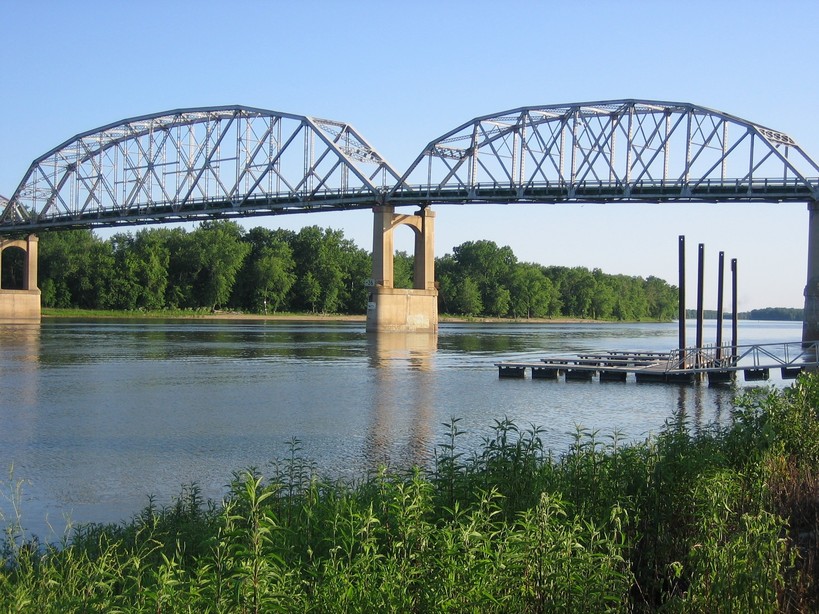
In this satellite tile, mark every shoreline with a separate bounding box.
[41,308,625,325]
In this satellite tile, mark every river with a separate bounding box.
[0,318,802,540]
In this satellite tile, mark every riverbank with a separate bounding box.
[41,307,615,325]
[41,307,367,322]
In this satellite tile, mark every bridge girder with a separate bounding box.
[0,106,402,232]
[390,99,819,204]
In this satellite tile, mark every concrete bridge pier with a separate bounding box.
[804,202,819,343]
[0,234,41,323]
[366,206,438,333]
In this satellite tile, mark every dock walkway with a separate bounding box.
[496,342,819,385]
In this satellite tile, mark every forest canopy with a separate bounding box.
[33,223,680,321]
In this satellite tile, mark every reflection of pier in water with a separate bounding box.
[0,323,41,406]
[364,333,437,470]
[0,324,41,464]
[674,385,721,433]
[496,341,818,386]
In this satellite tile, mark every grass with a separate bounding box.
[41,307,668,324]
[41,307,369,321]
[42,307,215,319]
[3,375,819,611]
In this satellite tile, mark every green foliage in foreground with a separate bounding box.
[4,376,819,611]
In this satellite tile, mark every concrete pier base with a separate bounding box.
[366,287,438,333]
[0,289,41,323]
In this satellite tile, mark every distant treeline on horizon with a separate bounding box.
[685,307,803,321]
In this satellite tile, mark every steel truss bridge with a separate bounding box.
[1,99,819,232]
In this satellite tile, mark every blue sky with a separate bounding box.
[1,0,817,310]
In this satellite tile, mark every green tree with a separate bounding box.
[558,267,597,318]
[435,253,459,314]
[107,230,170,310]
[451,240,517,317]
[131,229,171,310]
[189,221,250,310]
[107,233,140,309]
[590,269,616,319]
[453,276,483,316]
[290,226,348,314]
[393,251,414,289]
[38,230,113,308]
[232,227,295,311]
[339,245,371,313]
[645,276,679,320]
[163,228,199,308]
[486,284,511,317]
[250,243,296,313]
[298,271,322,313]
[510,263,560,318]
[610,275,650,320]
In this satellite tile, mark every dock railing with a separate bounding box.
[666,340,819,373]
[496,341,819,383]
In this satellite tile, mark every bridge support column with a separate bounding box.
[0,234,41,323]
[804,202,819,343]
[366,206,437,333]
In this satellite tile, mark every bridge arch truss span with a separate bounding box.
[390,100,819,205]
[1,106,402,231]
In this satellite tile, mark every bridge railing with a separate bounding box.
[1,186,389,232]
[4,175,818,233]
[389,177,819,203]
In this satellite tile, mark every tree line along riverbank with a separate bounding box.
[3,373,819,611]
[1,222,679,320]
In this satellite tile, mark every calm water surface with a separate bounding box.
[0,318,802,538]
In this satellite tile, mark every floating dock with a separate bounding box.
[496,342,819,386]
